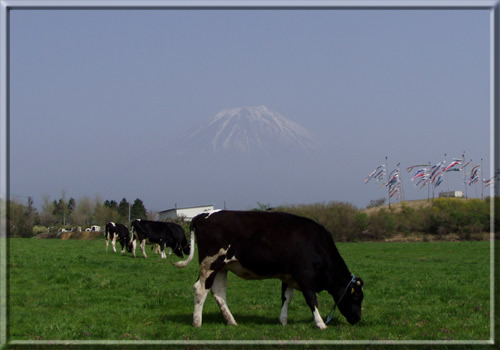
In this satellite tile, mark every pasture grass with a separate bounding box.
[7,238,492,346]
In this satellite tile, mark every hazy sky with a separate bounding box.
[10,7,492,211]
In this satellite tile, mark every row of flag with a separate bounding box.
[364,164,402,200]
[365,154,500,200]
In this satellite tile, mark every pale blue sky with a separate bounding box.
[9,8,492,211]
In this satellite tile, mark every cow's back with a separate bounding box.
[192,210,339,278]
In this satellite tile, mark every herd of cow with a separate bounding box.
[104,210,364,330]
[105,220,189,259]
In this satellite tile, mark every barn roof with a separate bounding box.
[158,204,214,213]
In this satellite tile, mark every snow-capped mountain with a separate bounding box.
[172,106,317,157]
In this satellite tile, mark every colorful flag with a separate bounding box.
[434,175,443,188]
[364,165,384,183]
[460,161,471,170]
[407,164,428,173]
[444,160,461,172]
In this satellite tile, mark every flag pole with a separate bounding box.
[428,161,431,202]
[444,153,448,194]
[386,156,390,209]
[463,160,469,200]
[481,158,484,200]
[398,162,404,203]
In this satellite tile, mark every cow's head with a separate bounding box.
[170,242,183,257]
[121,235,131,251]
[168,231,190,258]
[126,240,133,253]
[334,276,364,325]
[170,239,188,258]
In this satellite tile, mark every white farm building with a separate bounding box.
[158,205,215,222]
[439,191,465,198]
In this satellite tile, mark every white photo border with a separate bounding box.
[1,0,498,347]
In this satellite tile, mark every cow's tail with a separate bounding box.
[171,227,195,268]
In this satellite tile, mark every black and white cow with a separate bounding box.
[173,210,364,329]
[129,219,190,259]
[104,222,131,254]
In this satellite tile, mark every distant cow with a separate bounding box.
[104,222,131,254]
[173,210,364,329]
[129,219,190,259]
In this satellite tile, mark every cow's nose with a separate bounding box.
[347,316,361,325]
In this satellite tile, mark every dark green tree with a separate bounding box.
[118,198,130,223]
[131,198,147,220]
[68,197,76,214]
[104,200,118,210]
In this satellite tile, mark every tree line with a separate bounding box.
[8,193,153,237]
[276,197,496,242]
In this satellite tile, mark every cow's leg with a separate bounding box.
[119,240,126,254]
[193,278,209,327]
[302,289,327,329]
[140,239,148,258]
[279,283,294,326]
[160,243,167,259]
[131,240,137,258]
[105,237,109,251]
[211,270,237,326]
[111,233,118,253]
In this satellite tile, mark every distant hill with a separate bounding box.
[363,199,433,214]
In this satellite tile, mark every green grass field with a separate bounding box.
[8,238,492,346]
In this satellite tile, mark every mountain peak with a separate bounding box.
[174,106,318,156]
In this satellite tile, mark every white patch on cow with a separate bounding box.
[110,222,116,227]
[192,245,233,327]
[205,209,222,218]
[131,240,137,258]
[198,246,230,280]
[112,233,118,253]
[140,239,148,258]
[193,279,209,327]
[211,270,237,326]
[279,287,294,326]
[313,306,327,330]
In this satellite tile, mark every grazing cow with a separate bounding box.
[104,222,131,254]
[129,219,190,259]
[173,210,364,329]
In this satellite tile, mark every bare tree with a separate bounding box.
[39,194,56,227]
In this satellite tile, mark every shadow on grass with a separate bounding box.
[159,310,347,328]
